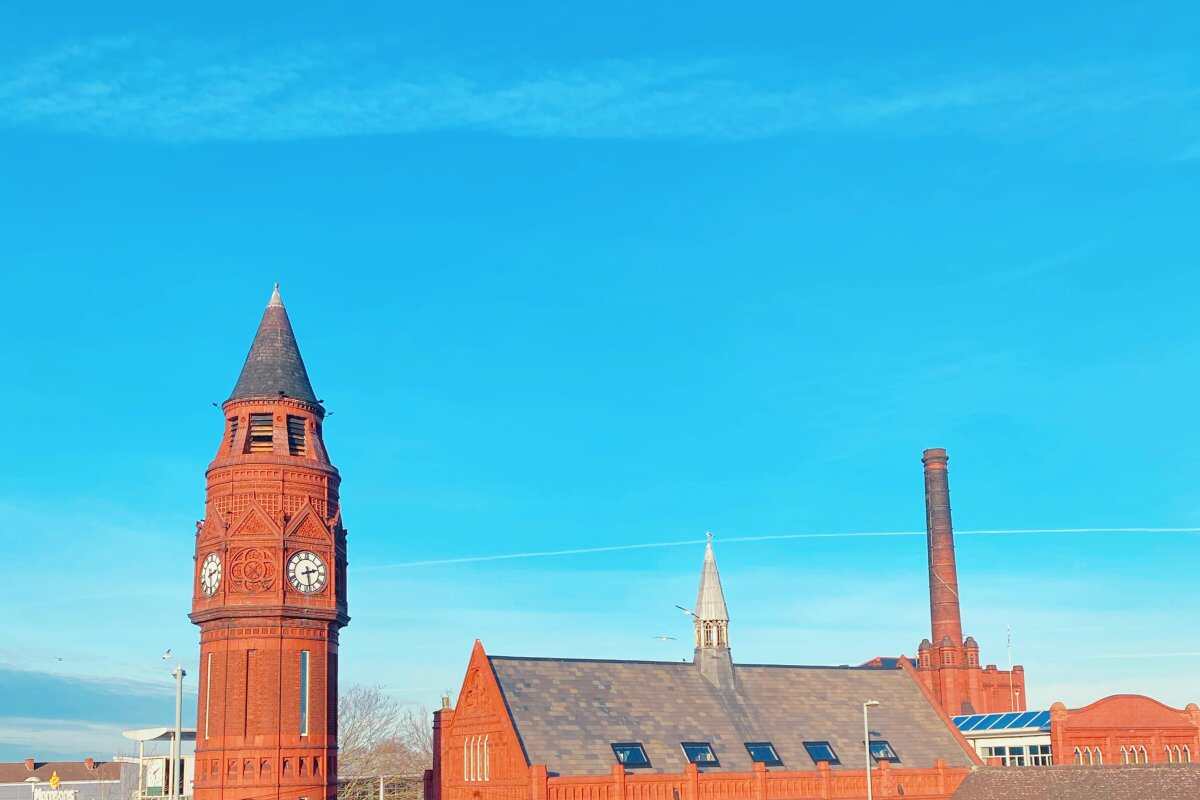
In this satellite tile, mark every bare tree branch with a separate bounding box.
[338,683,433,797]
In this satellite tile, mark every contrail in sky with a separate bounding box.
[356,527,1200,570]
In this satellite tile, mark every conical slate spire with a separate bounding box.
[695,532,729,623]
[228,284,319,405]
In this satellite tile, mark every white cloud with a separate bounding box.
[0,36,1195,152]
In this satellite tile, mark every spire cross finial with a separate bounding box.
[268,283,283,307]
[706,531,714,543]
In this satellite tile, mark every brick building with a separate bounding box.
[426,536,981,800]
[0,759,135,800]
[188,286,349,800]
[1050,695,1200,766]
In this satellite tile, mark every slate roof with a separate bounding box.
[228,284,319,405]
[952,765,1200,800]
[488,655,974,776]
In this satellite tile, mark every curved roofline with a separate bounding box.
[1069,693,1192,715]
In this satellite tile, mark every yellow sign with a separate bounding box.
[48,772,60,789]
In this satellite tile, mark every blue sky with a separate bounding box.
[2,0,1200,761]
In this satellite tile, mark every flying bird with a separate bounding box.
[161,649,173,661]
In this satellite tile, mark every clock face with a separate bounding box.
[287,550,327,594]
[199,553,222,596]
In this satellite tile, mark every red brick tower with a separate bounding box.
[190,285,349,800]
[912,448,1025,715]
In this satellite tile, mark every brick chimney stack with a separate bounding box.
[923,447,963,647]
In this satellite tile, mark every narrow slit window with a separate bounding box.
[868,740,900,763]
[287,416,307,456]
[227,417,239,451]
[248,414,274,453]
[745,742,782,766]
[803,741,840,766]
[299,650,310,736]
[680,742,719,766]
[611,743,650,768]
[204,652,213,739]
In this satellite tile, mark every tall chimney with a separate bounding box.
[923,448,963,646]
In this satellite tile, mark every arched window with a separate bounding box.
[483,735,490,782]
[1138,746,1147,764]
[1073,748,1083,765]
[1120,746,1129,765]
[1184,746,1192,763]
[1094,747,1103,765]
[464,739,470,781]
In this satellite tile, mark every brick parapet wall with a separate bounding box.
[527,759,968,800]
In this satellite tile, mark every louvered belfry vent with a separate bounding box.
[287,416,307,457]
[227,417,239,451]
[248,413,274,453]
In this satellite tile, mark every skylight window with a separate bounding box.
[744,742,782,766]
[680,742,719,766]
[611,743,650,768]
[803,741,840,766]
[869,741,900,763]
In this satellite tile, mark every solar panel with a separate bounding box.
[955,714,984,734]
[1028,710,1051,729]
[954,710,1053,733]
[973,713,1004,730]
[990,712,1024,730]
[1011,711,1040,728]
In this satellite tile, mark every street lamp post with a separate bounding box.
[170,664,187,800]
[863,700,880,800]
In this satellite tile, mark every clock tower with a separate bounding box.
[190,285,349,800]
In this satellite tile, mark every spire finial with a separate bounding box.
[268,283,283,307]
[706,531,714,544]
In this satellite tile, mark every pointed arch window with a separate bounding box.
[1093,747,1103,765]
[1121,746,1129,765]
[1073,747,1083,765]
[1184,745,1192,763]
[1138,745,1147,764]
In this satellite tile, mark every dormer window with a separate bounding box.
[248,414,273,453]
[681,742,718,766]
[611,743,650,768]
